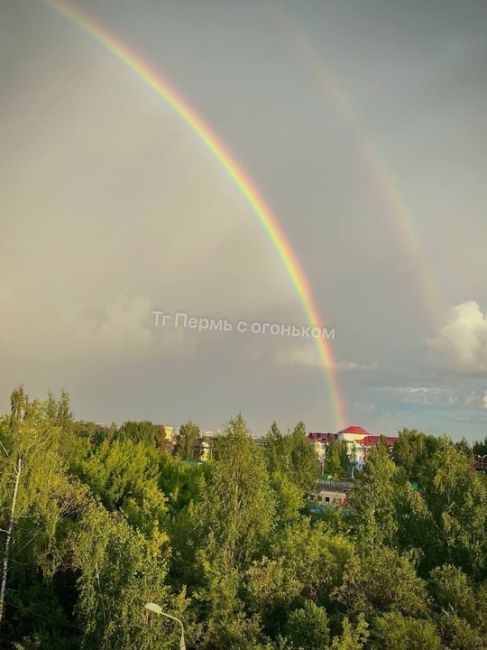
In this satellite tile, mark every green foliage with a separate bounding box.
[1,388,486,649]
[335,547,429,618]
[72,420,117,447]
[270,470,304,526]
[71,502,172,650]
[117,420,161,448]
[372,612,442,649]
[285,600,330,649]
[428,565,486,648]
[245,518,357,641]
[324,440,350,479]
[287,422,320,491]
[410,438,487,576]
[393,428,439,481]
[201,414,275,571]
[435,611,484,650]
[264,422,286,475]
[158,454,207,588]
[455,437,472,457]
[428,565,477,623]
[72,436,167,537]
[346,443,405,550]
[329,615,369,650]
[194,415,275,646]
[46,390,57,421]
[56,389,73,431]
[175,420,201,460]
[0,391,86,648]
[263,421,319,492]
[472,436,487,456]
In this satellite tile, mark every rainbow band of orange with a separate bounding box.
[45,0,346,429]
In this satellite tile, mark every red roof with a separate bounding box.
[339,425,370,435]
[360,435,398,447]
[308,432,338,441]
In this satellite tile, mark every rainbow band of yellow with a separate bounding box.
[45,0,346,429]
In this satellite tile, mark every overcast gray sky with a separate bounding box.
[1,0,486,439]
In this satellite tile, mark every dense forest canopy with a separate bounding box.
[0,387,486,649]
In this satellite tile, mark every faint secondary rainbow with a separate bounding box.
[270,3,444,330]
[45,0,346,429]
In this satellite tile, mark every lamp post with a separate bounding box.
[144,602,186,650]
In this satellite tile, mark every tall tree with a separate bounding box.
[263,421,287,474]
[347,442,405,550]
[72,437,167,537]
[263,421,319,492]
[324,441,345,478]
[0,390,84,643]
[412,438,487,577]
[0,455,21,627]
[71,502,174,650]
[46,390,57,420]
[200,414,275,571]
[175,421,201,461]
[196,414,275,647]
[393,428,439,481]
[57,388,73,430]
[473,436,487,456]
[118,421,160,447]
[287,421,319,492]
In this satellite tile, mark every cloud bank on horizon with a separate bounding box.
[430,302,487,373]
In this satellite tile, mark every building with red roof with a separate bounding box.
[307,426,398,469]
[338,426,370,436]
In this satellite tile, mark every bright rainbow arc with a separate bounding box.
[45,0,346,429]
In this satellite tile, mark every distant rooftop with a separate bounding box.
[360,434,398,446]
[339,425,371,435]
[308,432,338,441]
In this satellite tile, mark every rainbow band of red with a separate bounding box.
[45,0,346,429]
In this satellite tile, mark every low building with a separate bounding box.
[159,424,175,454]
[307,425,397,470]
[316,478,353,507]
[200,430,220,461]
[474,455,487,473]
[307,432,339,462]
[162,424,175,440]
[357,434,398,466]
[200,436,214,461]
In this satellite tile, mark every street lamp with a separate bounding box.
[144,602,186,650]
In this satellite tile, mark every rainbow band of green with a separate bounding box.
[46,0,346,429]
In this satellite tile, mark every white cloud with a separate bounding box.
[429,301,487,372]
[335,360,378,371]
[273,344,376,371]
[469,390,487,410]
[464,392,482,408]
[381,386,459,407]
[273,345,322,368]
